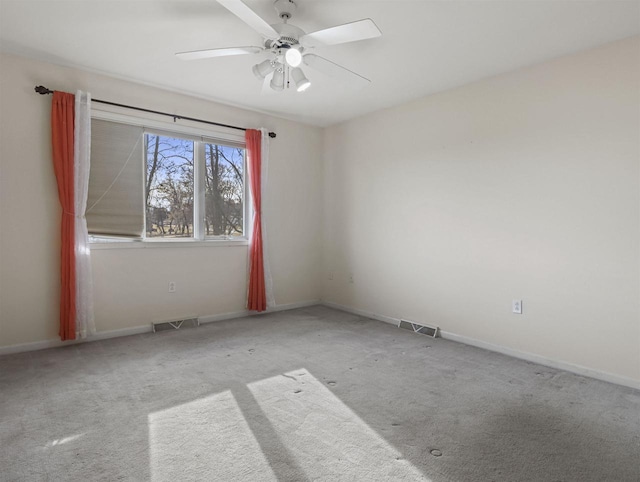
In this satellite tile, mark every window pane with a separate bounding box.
[145,134,194,238]
[204,144,244,237]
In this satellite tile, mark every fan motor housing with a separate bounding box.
[267,23,304,49]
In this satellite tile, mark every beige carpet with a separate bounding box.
[1,306,639,481]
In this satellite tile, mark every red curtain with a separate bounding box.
[246,129,266,312]
[51,91,77,340]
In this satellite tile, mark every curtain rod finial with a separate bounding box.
[35,85,53,95]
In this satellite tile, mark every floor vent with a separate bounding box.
[398,319,439,338]
[152,317,199,333]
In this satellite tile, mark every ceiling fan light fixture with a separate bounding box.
[270,65,285,91]
[252,59,275,79]
[291,67,311,92]
[178,0,382,94]
[284,47,302,67]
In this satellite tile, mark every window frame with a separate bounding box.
[89,108,250,247]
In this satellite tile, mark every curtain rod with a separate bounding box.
[34,85,276,138]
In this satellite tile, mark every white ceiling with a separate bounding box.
[1,1,638,126]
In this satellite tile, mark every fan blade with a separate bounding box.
[303,54,370,84]
[217,0,279,39]
[300,18,381,48]
[176,46,263,60]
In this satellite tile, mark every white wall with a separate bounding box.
[0,52,323,347]
[322,37,640,384]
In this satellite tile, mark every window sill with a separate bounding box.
[89,239,249,250]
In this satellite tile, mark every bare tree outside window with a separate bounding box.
[204,143,244,236]
[145,134,194,238]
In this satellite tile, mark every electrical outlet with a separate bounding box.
[328,271,334,280]
[512,299,522,314]
[349,273,354,284]
[168,281,176,293]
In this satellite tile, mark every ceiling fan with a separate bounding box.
[176,0,382,93]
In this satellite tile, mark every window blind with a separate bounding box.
[87,119,144,237]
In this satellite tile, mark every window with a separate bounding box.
[88,118,247,242]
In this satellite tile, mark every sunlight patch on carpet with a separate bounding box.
[148,390,277,482]
[248,368,430,481]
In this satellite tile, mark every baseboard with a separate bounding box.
[267,299,322,312]
[0,324,152,356]
[439,331,640,391]
[0,299,322,357]
[198,299,321,324]
[321,301,640,391]
[321,301,400,326]
[197,311,250,324]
